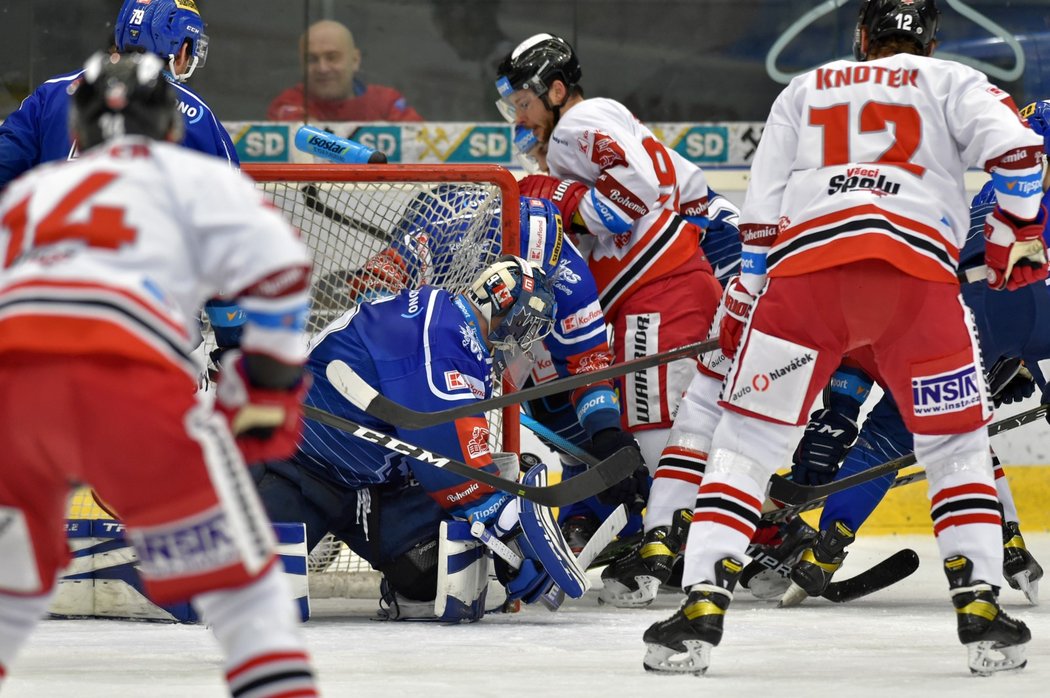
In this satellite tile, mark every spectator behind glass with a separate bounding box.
[268,20,422,122]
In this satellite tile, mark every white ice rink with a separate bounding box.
[4,533,1049,697]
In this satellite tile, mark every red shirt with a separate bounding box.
[267,80,422,121]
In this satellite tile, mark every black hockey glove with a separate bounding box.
[1042,382,1050,426]
[590,427,650,513]
[986,357,1036,407]
[790,408,859,487]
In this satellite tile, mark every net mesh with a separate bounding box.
[68,165,519,599]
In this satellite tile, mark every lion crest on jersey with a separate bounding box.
[459,324,484,360]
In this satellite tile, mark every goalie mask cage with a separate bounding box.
[68,163,521,601]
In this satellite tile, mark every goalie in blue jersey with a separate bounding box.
[345,188,652,550]
[252,255,598,621]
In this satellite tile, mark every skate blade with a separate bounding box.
[598,575,661,608]
[643,640,713,676]
[967,640,1028,676]
[778,582,811,608]
[746,569,792,601]
[1007,571,1040,606]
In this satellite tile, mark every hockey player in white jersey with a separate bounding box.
[0,53,318,696]
[495,34,723,477]
[643,0,1046,677]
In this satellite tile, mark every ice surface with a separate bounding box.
[6,534,1049,697]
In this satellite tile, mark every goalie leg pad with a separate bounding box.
[517,463,591,599]
[434,520,489,622]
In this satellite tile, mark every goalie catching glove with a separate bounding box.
[346,249,410,303]
[215,351,309,464]
[983,205,1049,291]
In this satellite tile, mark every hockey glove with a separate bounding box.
[790,408,859,486]
[983,205,1049,291]
[590,427,650,514]
[1042,382,1050,426]
[986,357,1036,407]
[718,276,756,358]
[347,249,410,302]
[518,174,589,236]
[215,352,310,465]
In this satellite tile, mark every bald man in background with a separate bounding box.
[268,19,422,121]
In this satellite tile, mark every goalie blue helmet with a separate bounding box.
[467,255,557,384]
[853,0,939,61]
[114,0,209,81]
[70,52,183,150]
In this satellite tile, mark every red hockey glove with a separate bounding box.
[983,205,1049,291]
[718,276,756,358]
[518,174,588,235]
[347,248,410,302]
[215,352,310,464]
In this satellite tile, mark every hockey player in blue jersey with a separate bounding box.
[0,0,236,190]
[252,255,598,621]
[770,100,1050,607]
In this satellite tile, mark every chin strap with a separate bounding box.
[167,55,200,82]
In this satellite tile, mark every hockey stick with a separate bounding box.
[519,413,599,467]
[821,548,920,603]
[539,504,629,609]
[324,337,721,430]
[301,404,641,507]
[764,403,1048,516]
[300,184,395,243]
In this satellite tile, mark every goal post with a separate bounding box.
[244,162,522,452]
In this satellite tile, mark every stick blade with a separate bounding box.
[326,360,380,411]
[822,549,920,603]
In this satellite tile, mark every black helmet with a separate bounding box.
[70,51,183,150]
[853,0,939,60]
[495,33,581,102]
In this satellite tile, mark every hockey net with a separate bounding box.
[67,163,521,600]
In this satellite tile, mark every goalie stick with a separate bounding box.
[301,404,640,507]
[764,403,1048,518]
[323,336,721,430]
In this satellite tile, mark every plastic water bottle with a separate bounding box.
[294,125,387,164]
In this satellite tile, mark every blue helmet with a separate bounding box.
[114,0,209,81]
[392,184,503,285]
[467,255,557,382]
[1020,100,1050,154]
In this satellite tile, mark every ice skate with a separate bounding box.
[779,521,854,607]
[599,509,690,608]
[740,517,817,600]
[642,557,742,675]
[1002,521,1043,604]
[945,555,1030,676]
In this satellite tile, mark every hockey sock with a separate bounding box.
[682,448,767,589]
[647,445,705,531]
[924,446,1003,585]
[0,591,51,681]
[991,452,1020,524]
[193,565,317,697]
